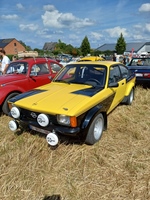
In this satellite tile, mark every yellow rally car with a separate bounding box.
[8,61,136,146]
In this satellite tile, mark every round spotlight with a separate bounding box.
[10,107,20,119]
[8,120,18,131]
[46,132,59,146]
[37,114,49,127]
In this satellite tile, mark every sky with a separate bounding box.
[0,0,150,50]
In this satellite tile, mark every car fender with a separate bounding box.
[124,82,135,97]
[81,105,107,131]
[0,85,26,105]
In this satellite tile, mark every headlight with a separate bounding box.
[57,115,77,127]
[57,115,70,125]
[10,107,20,119]
[37,114,49,127]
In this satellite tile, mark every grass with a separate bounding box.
[0,86,150,200]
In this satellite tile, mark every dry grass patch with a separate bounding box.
[0,86,150,200]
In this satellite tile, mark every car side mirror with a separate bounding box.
[109,82,119,87]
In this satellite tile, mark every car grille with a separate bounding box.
[20,108,57,124]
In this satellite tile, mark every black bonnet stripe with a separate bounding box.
[71,87,104,97]
[9,89,46,103]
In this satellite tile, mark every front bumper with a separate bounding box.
[15,119,81,136]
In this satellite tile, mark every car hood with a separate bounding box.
[11,82,104,116]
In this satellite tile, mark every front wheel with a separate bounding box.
[85,113,104,145]
[2,92,20,115]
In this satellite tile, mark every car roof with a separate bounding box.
[68,60,121,68]
[15,57,57,63]
[79,56,105,61]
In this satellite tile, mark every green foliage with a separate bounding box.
[56,40,67,51]
[115,33,126,54]
[53,39,82,57]
[26,45,32,51]
[33,48,44,55]
[7,55,14,61]
[19,39,82,57]
[19,40,32,51]
[80,36,91,56]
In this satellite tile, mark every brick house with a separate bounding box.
[0,38,26,55]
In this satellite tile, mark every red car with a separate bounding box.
[0,57,63,114]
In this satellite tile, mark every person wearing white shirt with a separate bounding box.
[0,49,10,74]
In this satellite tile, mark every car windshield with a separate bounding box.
[6,62,28,74]
[54,64,107,87]
[129,58,150,66]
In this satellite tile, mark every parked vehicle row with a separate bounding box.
[0,57,63,114]
[8,60,136,146]
[127,57,150,85]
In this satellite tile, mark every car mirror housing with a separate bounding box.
[109,82,119,88]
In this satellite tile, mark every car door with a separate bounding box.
[29,62,52,88]
[28,61,62,89]
[107,64,126,113]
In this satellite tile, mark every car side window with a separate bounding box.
[30,63,50,76]
[6,62,27,74]
[109,65,121,83]
[50,63,62,73]
[119,65,128,78]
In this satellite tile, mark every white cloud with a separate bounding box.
[90,32,103,40]
[145,23,150,32]
[134,23,150,33]
[53,30,63,34]
[19,24,39,31]
[134,24,142,29]
[116,0,129,11]
[41,6,95,29]
[36,29,49,35]
[105,26,128,37]
[1,14,18,20]
[43,5,56,11]
[16,3,24,10]
[139,3,150,12]
[132,34,144,40]
[69,34,79,40]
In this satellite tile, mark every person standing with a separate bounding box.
[112,53,116,61]
[0,49,10,74]
[12,55,17,61]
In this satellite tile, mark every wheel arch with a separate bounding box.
[122,86,135,104]
[2,91,22,114]
[124,83,135,97]
[81,105,107,131]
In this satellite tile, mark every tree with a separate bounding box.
[19,40,32,51]
[80,36,91,56]
[115,33,126,54]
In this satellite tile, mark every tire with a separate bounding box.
[125,88,134,105]
[2,92,20,115]
[85,113,104,145]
